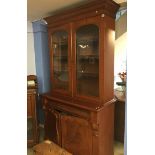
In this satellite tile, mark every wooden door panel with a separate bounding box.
[61,115,92,155]
[44,109,61,145]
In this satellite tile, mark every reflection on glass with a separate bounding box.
[76,24,99,97]
[52,31,69,91]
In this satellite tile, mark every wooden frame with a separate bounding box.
[42,1,119,155]
[72,15,101,102]
[49,24,72,96]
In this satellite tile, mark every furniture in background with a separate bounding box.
[41,1,119,155]
[27,75,39,147]
[114,90,125,143]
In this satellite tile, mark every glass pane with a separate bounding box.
[76,24,99,97]
[52,31,69,91]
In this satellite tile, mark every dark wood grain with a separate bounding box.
[41,0,119,154]
[27,75,39,147]
[61,115,92,155]
[45,0,119,28]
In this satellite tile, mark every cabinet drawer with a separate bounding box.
[44,100,90,120]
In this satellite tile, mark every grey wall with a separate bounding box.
[115,11,127,40]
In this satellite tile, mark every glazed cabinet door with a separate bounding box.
[72,17,101,100]
[61,114,93,155]
[50,24,72,95]
[44,108,61,145]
